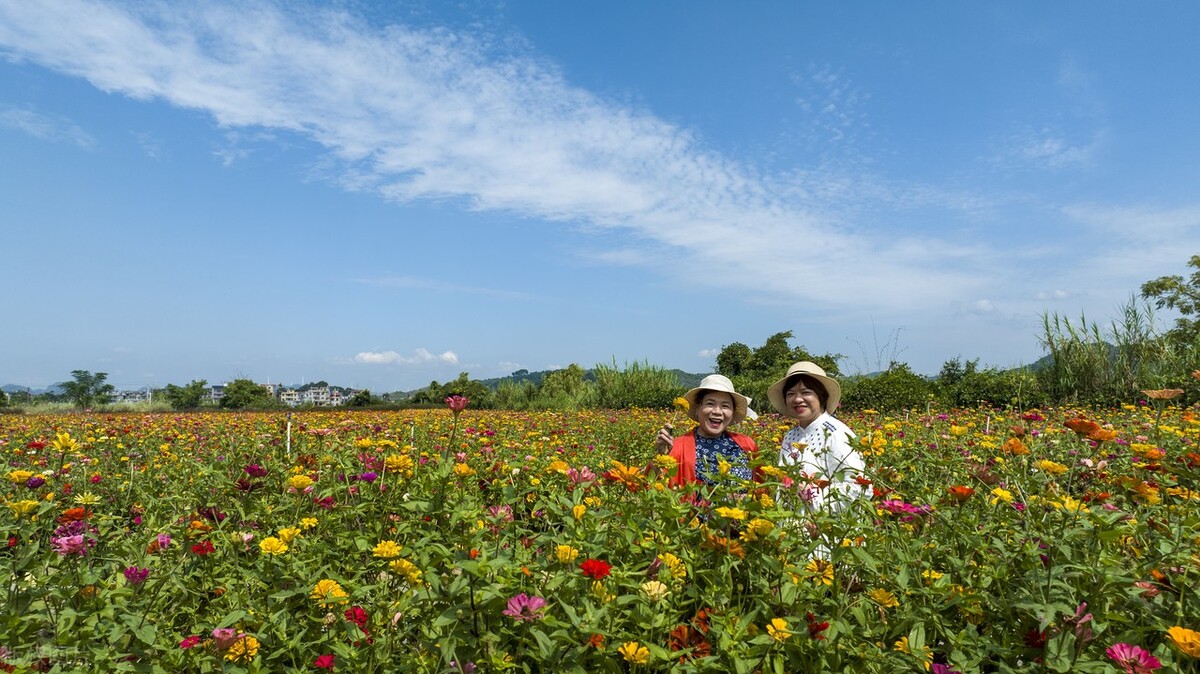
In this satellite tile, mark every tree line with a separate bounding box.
[7,255,1198,413]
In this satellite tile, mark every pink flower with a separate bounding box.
[502,593,548,621]
[314,654,336,670]
[444,395,469,414]
[51,534,90,556]
[212,627,239,650]
[123,566,150,585]
[179,635,202,649]
[1106,643,1162,674]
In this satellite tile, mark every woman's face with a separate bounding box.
[784,381,824,427]
[695,391,735,438]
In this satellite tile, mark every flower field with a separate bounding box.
[2,402,1199,673]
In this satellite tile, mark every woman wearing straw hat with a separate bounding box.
[650,374,760,488]
[767,362,866,513]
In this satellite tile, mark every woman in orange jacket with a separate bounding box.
[650,374,759,488]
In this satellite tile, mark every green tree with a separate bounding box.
[163,380,208,410]
[348,389,375,407]
[61,370,116,409]
[1141,254,1200,345]
[714,331,843,414]
[220,379,275,409]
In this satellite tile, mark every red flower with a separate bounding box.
[191,540,215,556]
[805,612,830,640]
[179,635,202,649]
[344,606,369,630]
[314,654,336,670]
[580,558,612,579]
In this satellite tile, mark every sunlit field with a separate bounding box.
[2,402,1198,673]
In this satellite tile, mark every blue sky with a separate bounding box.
[3,1,1199,393]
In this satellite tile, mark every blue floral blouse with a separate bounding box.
[694,432,752,485]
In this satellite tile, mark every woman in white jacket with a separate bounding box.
[767,361,867,515]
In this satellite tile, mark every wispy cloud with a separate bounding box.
[0,104,95,147]
[352,349,458,365]
[2,0,1184,337]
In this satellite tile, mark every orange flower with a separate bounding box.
[1143,388,1185,400]
[1064,417,1100,438]
[947,485,975,503]
[1088,427,1117,443]
[586,634,604,649]
[58,507,90,523]
[1002,437,1029,455]
[701,532,746,559]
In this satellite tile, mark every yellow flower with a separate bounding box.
[546,460,569,474]
[8,499,40,517]
[1168,626,1200,657]
[640,580,669,602]
[453,462,476,477]
[591,580,615,603]
[1034,459,1068,475]
[658,553,687,580]
[373,540,402,559]
[618,641,650,664]
[384,454,414,476]
[922,569,944,585]
[277,527,301,543]
[287,475,314,491]
[714,507,747,521]
[52,432,81,453]
[868,588,899,608]
[389,558,423,585]
[259,537,288,555]
[717,459,732,476]
[554,544,580,564]
[6,470,34,484]
[767,617,792,642]
[652,454,678,469]
[224,634,260,663]
[300,517,318,529]
[894,636,933,670]
[673,397,690,413]
[989,487,1013,505]
[804,558,834,586]
[572,504,587,521]
[311,579,348,606]
[73,492,100,506]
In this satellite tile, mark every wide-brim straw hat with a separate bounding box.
[767,361,842,417]
[683,374,750,425]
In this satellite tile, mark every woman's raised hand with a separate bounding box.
[655,423,674,454]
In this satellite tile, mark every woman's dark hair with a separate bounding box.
[783,374,829,412]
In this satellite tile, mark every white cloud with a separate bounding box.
[0,1,992,319]
[353,349,458,365]
[0,104,95,147]
[697,348,718,358]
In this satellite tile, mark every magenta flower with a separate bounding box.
[444,395,469,414]
[123,566,150,585]
[212,627,239,650]
[502,593,548,621]
[179,635,202,649]
[931,665,962,674]
[25,476,46,489]
[1106,643,1162,674]
[51,534,90,556]
[244,463,268,478]
[156,533,172,549]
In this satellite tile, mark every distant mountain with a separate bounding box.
[2,383,65,395]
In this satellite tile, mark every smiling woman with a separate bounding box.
[648,374,759,489]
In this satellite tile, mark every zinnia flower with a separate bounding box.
[445,395,469,413]
[223,634,260,663]
[179,635,202,649]
[580,558,612,579]
[1168,626,1200,657]
[554,544,580,564]
[314,654,336,670]
[311,579,348,606]
[123,566,149,585]
[259,537,288,555]
[868,588,900,608]
[191,540,215,556]
[766,618,791,642]
[618,641,650,664]
[1105,642,1162,673]
[640,580,669,602]
[502,593,547,621]
[51,534,90,556]
[804,558,834,586]
[373,540,402,559]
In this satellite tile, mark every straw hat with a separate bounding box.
[767,361,842,417]
[683,374,750,425]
